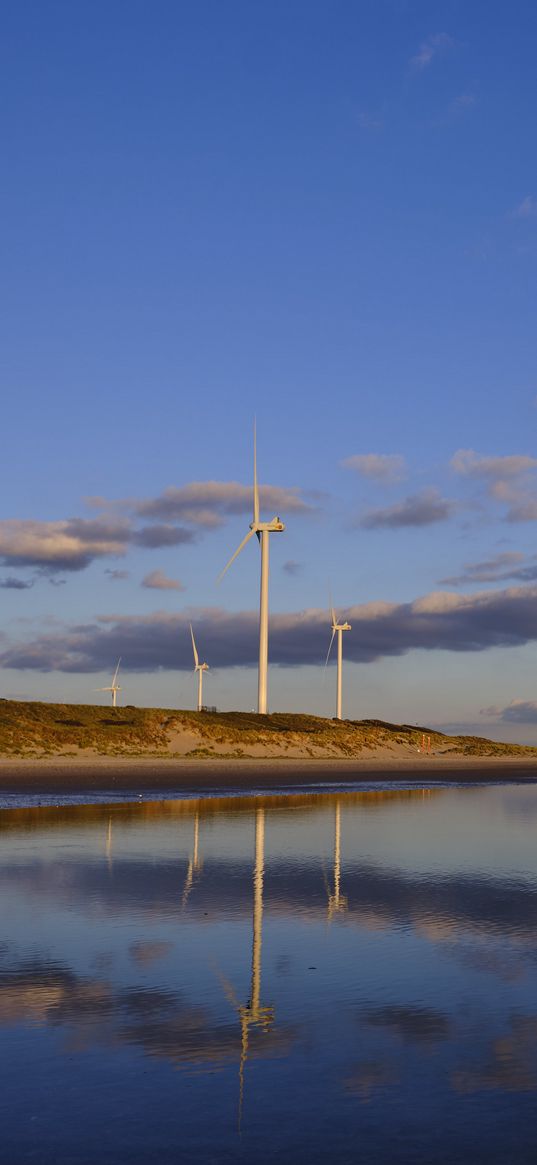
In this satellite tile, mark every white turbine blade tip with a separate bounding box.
[253,419,260,525]
[218,527,255,581]
[190,624,199,667]
[324,628,336,668]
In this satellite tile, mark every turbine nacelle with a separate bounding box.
[95,658,122,706]
[250,516,286,536]
[331,620,351,633]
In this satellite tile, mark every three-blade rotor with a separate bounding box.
[190,624,209,672]
[218,422,285,582]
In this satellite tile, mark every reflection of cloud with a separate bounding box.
[6,845,536,952]
[129,941,174,967]
[345,1060,397,1100]
[0,955,294,1069]
[365,1005,451,1045]
[453,1016,537,1093]
[455,945,526,983]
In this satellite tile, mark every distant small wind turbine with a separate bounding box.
[96,659,122,708]
[325,600,351,720]
[219,424,285,715]
[190,624,209,712]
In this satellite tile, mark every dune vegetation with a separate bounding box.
[0,699,534,761]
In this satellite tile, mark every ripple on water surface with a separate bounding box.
[1,784,537,1164]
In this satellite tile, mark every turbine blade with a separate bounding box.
[112,658,121,686]
[328,585,336,629]
[253,418,260,525]
[218,528,255,581]
[190,623,199,667]
[324,628,336,668]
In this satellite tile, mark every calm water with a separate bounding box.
[1,785,537,1164]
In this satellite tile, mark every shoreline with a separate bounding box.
[1,753,536,794]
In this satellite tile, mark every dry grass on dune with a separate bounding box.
[0,699,534,761]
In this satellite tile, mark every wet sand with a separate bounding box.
[0,754,536,794]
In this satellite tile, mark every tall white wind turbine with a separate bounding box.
[96,658,122,708]
[219,426,285,715]
[325,601,351,721]
[190,624,209,712]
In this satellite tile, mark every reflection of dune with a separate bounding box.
[0,786,444,836]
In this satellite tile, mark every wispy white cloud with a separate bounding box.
[342,453,406,484]
[0,518,131,572]
[105,569,130,581]
[451,449,537,522]
[141,570,184,592]
[510,195,537,220]
[451,449,537,480]
[481,700,537,725]
[410,33,454,71]
[135,481,315,528]
[449,91,477,115]
[359,488,456,530]
[438,551,534,587]
[356,110,384,131]
[282,560,302,576]
[0,576,34,590]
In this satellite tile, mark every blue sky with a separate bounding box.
[2,0,537,739]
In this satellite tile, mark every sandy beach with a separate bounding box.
[1,753,536,795]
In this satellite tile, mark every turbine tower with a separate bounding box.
[326,602,351,720]
[96,659,122,708]
[190,624,209,712]
[219,425,285,714]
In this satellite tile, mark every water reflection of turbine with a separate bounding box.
[218,807,274,1130]
[182,811,203,908]
[327,801,347,920]
[106,816,113,873]
[237,807,274,1126]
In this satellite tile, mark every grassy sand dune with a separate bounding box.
[0,699,534,762]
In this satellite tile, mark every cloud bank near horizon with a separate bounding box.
[3,583,537,674]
